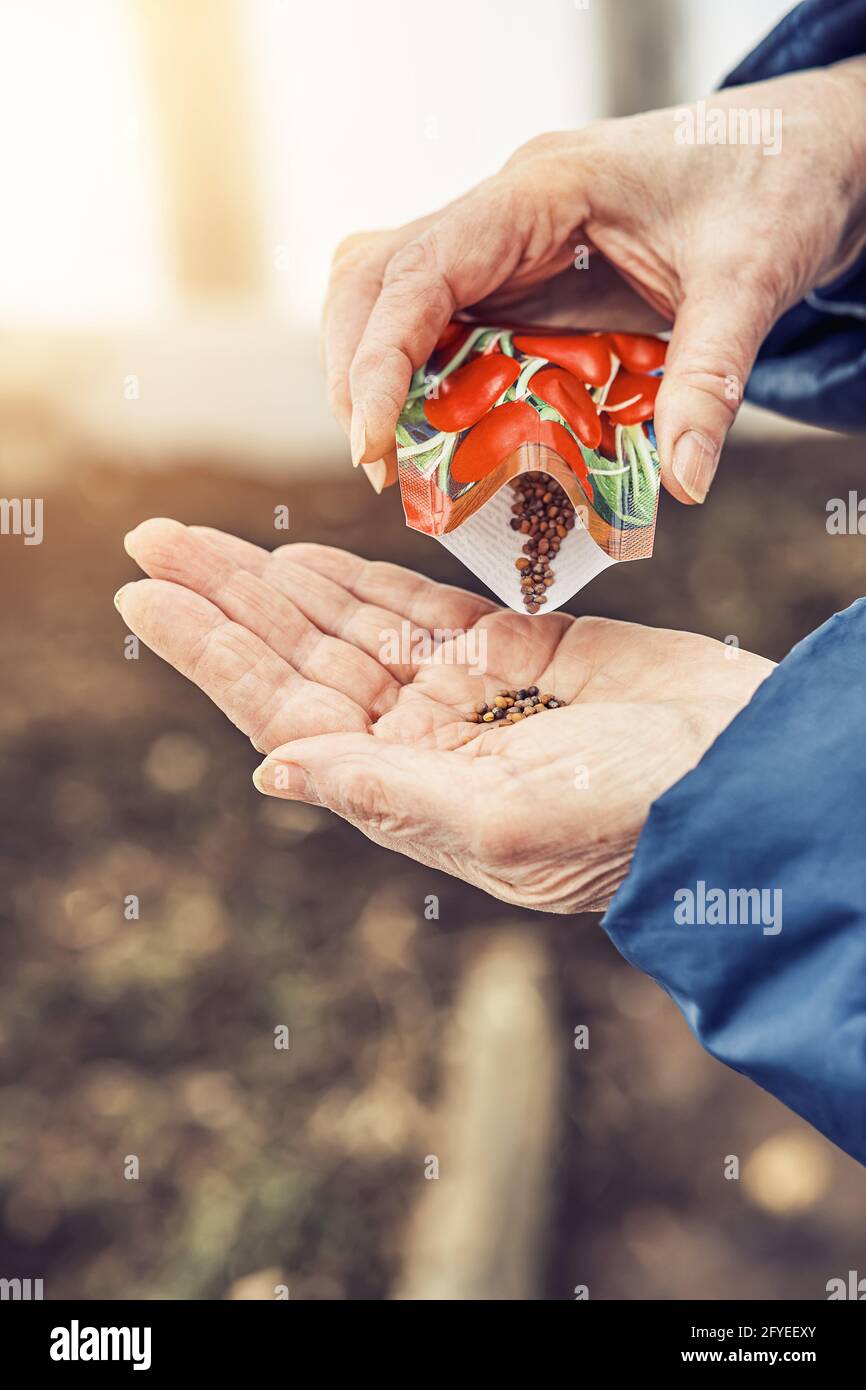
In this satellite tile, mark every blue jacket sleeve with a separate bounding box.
[719,0,866,431]
[602,600,866,1166]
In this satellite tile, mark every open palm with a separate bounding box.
[117,520,773,911]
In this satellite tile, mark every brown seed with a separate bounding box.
[515,557,530,571]
[510,472,577,612]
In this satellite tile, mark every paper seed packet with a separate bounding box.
[394,324,666,614]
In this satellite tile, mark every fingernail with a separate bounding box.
[362,459,387,495]
[113,584,130,611]
[672,431,719,503]
[350,407,366,467]
[253,760,317,801]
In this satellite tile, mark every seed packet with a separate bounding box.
[394,324,666,614]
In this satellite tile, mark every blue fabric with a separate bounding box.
[603,600,866,1166]
[719,0,866,430]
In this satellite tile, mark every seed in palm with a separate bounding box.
[466,687,564,726]
[509,472,576,613]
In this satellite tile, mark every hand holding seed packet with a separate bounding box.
[394,325,666,612]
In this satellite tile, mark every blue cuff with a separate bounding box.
[602,599,866,1166]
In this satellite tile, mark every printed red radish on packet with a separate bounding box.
[394,325,666,613]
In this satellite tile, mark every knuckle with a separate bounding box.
[731,258,785,317]
[383,238,453,307]
[331,230,382,273]
[139,538,188,587]
[506,131,563,166]
[349,342,410,407]
[334,761,388,827]
[379,238,455,330]
[663,364,742,424]
[384,236,438,284]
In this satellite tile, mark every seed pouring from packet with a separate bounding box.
[393,324,666,614]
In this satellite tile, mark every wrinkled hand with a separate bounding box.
[325,61,866,500]
[116,520,773,912]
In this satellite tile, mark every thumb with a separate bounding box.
[253,731,479,855]
[654,282,774,504]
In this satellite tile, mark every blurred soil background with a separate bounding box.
[2,434,866,1300]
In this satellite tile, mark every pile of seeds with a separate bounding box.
[509,472,576,613]
[467,687,564,727]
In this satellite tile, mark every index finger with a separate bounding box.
[321,212,435,435]
[348,182,527,466]
[321,231,392,433]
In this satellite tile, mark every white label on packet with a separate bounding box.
[436,481,615,613]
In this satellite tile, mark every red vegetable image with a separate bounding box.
[435,322,466,353]
[530,365,602,450]
[601,368,660,425]
[609,332,667,374]
[433,322,473,362]
[538,418,590,492]
[450,399,539,484]
[424,353,521,433]
[598,413,618,460]
[513,333,611,387]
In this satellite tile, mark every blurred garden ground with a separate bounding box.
[2,433,866,1300]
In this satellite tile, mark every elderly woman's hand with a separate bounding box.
[116,521,774,912]
[323,61,866,501]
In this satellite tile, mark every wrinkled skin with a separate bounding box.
[117,520,774,913]
[324,62,866,500]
